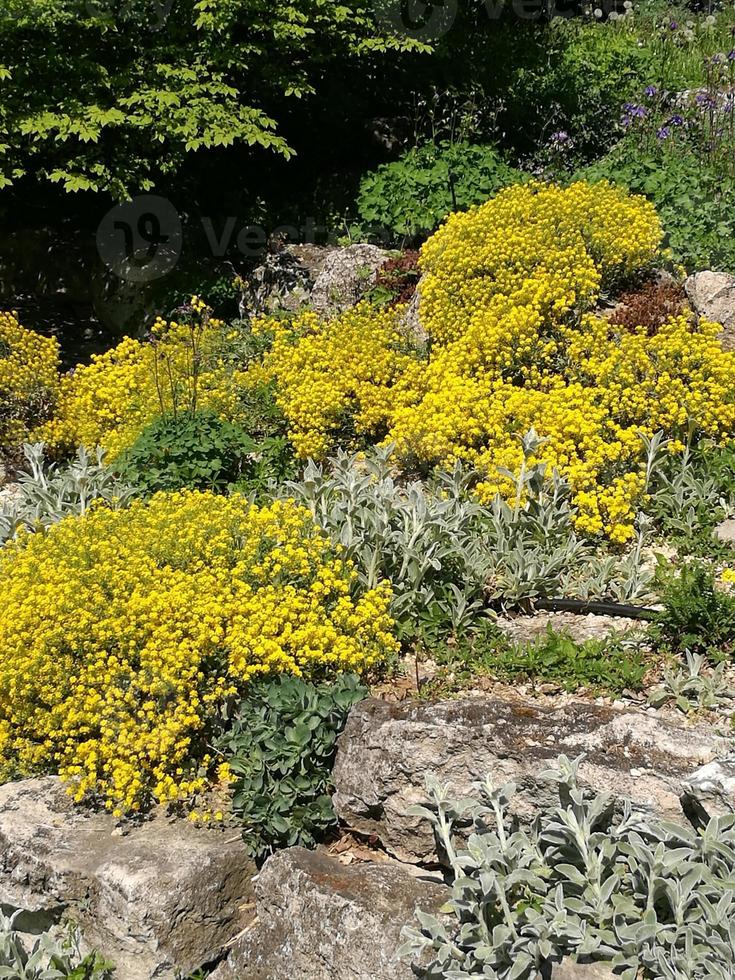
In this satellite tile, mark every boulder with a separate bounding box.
[245,244,332,315]
[550,963,618,979]
[682,758,735,824]
[209,847,449,980]
[309,243,391,315]
[246,242,391,317]
[715,517,735,544]
[0,777,257,980]
[396,276,429,346]
[684,270,735,348]
[332,697,727,864]
[496,611,642,646]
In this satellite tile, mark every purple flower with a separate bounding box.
[623,102,647,119]
[696,91,716,109]
[670,113,684,126]
[657,126,671,140]
[711,53,725,65]
[644,84,658,97]
[669,20,679,30]
[729,49,735,61]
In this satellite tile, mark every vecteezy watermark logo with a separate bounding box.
[96,195,182,283]
[373,0,457,41]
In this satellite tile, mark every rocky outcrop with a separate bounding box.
[210,846,619,980]
[715,517,735,544]
[245,243,331,314]
[247,243,391,316]
[332,697,729,864]
[684,270,735,348]
[309,243,391,314]
[551,963,617,979]
[0,777,257,980]
[397,277,428,345]
[682,759,735,823]
[210,847,448,980]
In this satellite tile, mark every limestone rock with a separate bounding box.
[715,517,735,544]
[246,242,391,317]
[550,962,618,979]
[244,243,333,315]
[0,777,257,980]
[210,847,448,980]
[332,697,727,864]
[684,270,735,348]
[397,276,428,346]
[682,758,735,823]
[309,244,390,315]
[495,611,642,646]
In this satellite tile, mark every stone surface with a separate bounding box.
[245,243,332,315]
[495,611,643,646]
[550,962,618,979]
[309,243,390,314]
[0,777,257,980]
[397,276,428,345]
[210,846,448,980]
[715,517,735,544]
[332,697,727,864]
[246,242,391,317]
[682,758,735,823]
[684,270,735,348]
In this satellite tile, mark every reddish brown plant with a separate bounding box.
[374,250,421,306]
[609,280,687,336]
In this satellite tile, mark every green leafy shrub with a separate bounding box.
[0,442,136,545]
[486,628,647,696]
[428,626,648,698]
[582,146,735,273]
[403,754,735,979]
[0,910,113,979]
[218,674,367,860]
[0,0,419,197]
[654,563,735,660]
[357,141,523,240]
[117,409,259,494]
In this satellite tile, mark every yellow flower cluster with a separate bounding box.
[258,182,735,541]
[0,492,397,813]
[38,300,250,460]
[0,311,61,450]
[254,306,423,458]
[419,180,663,345]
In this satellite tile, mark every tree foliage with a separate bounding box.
[0,0,424,198]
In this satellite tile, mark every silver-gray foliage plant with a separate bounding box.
[401,754,735,980]
[0,443,136,545]
[282,431,654,633]
[0,910,112,979]
[648,652,735,714]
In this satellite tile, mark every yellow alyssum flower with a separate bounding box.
[258,181,735,541]
[0,491,397,812]
[0,311,61,450]
[36,300,251,460]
